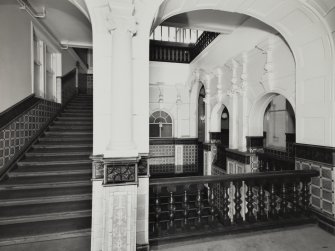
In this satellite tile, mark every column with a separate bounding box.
[204,73,213,143]
[237,53,248,152]
[105,4,138,158]
[227,59,239,149]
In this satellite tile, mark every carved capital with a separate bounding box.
[106,12,137,35]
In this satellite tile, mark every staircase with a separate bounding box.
[0,95,93,250]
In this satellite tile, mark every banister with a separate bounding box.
[150,170,319,186]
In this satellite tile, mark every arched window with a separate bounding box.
[149,111,173,138]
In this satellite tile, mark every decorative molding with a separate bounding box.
[295,143,335,166]
[103,157,139,185]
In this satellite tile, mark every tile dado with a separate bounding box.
[294,143,335,234]
[0,98,61,174]
[149,139,200,176]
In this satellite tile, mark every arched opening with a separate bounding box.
[220,107,229,147]
[263,95,295,150]
[198,85,205,143]
[257,94,296,171]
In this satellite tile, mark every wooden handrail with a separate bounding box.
[150,170,318,186]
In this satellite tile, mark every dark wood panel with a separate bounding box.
[0,94,39,131]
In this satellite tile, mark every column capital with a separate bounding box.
[106,12,137,35]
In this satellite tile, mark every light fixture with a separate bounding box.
[221,112,228,120]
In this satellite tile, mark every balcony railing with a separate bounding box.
[150,31,220,64]
[149,170,318,243]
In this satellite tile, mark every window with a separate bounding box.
[149,111,173,138]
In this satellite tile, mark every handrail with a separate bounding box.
[150,170,318,186]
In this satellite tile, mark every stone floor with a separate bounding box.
[151,225,335,251]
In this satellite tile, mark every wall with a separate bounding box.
[149,61,191,138]
[0,3,32,113]
[0,1,80,113]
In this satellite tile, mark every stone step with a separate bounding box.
[0,216,91,241]
[0,193,92,207]
[0,210,91,225]
[0,202,91,226]
[0,180,91,191]
[0,183,91,199]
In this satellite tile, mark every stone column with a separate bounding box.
[204,73,213,143]
[227,59,239,149]
[237,53,248,152]
[105,3,137,158]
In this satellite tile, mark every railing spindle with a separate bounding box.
[195,184,203,226]
[245,181,255,223]
[292,182,300,216]
[182,185,190,229]
[257,183,267,221]
[233,181,243,224]
[221,182,231,226]
[208,184,216,225]
[167,187,176,233]
[280,183,289,217]
[268,183,278,219]
[301,180,310,215]
[154,189,161,235]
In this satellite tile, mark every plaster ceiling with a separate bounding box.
[28,0,92,48]
[162,10,248,34]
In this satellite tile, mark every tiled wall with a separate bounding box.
[296,159,335,217]
[149,143,200,176]
[0,99,61,172]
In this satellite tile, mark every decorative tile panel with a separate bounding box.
[296,159,335,217]
[0,100,61,172]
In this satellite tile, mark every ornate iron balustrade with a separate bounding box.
[190,31,220,61]
[150,40,192,63]
[149,170,318,243]
[150,32,220,64]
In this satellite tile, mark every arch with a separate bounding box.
[150,0,334,147]
[248,91,294,136]
[210,102,231,132]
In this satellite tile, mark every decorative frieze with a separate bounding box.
[91,155,139,184]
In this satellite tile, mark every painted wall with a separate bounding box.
[0,2,80,113]
[0,3,32,113]
[149,61,191,138]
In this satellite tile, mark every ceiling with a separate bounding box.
[24,0,92,48]
[162,10,249,34]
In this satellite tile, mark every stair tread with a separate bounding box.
[0,180,91,190]
[0,194,92,206]
[0,184,91,199]
[0,216,91,240]
[3,173,91,185]
[0,210,92,225]
[9,169,91,177]
[13,163,92,173]
[0,228,91,246]
[0,95,93,244]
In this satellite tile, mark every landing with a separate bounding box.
[151,225,335,251]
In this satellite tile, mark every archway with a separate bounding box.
[151,0,334,147]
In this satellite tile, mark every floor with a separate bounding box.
[151,225,335,251]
